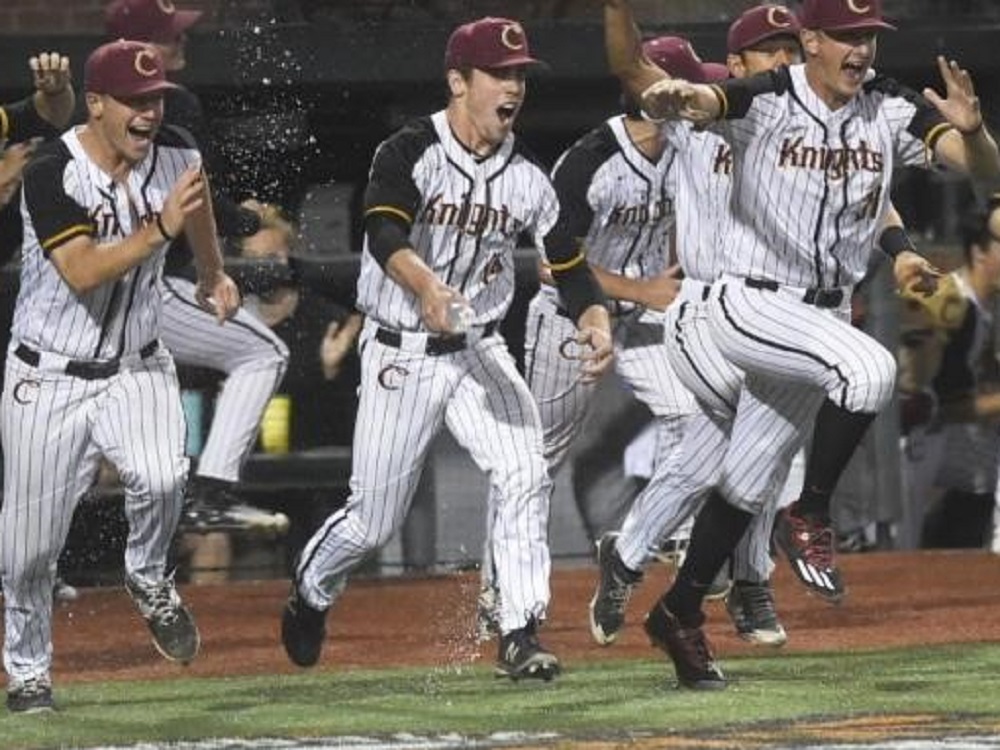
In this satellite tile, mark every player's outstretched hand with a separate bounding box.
[159,163,205,240]
[30,52,71,96]
[195,271,241,323]
[641,78,714,123]
[923,56,984,136]
[574,304,613,383]
[894,249,942,298]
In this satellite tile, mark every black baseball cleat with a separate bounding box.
[179,481,290,536]
[644,601,726,690]
[282,583,329,667]
[589,532,642,646]
[125,574,200,664]
[725,580,787,647]
[6,676,54,714]
[495,620,560,682]
[774,503,845,604]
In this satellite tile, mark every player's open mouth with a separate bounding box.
[127,123,155,145]
[841,60,869,83]
[497,103,518,124]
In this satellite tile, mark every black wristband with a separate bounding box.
[155,213,174,242]
[879,225,915,260]
[958,120,985,137]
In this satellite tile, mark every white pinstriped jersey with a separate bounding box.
[13,126,199,359]
[357,109,558,331]
[537,115,675,312]
[663,122,731,283]
[713,63,948,288]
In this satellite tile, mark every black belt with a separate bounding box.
[15,341,159,380]
[744,278,844,309]
[375,322,498,356]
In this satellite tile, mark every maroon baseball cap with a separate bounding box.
[643,36,729,83]
[444,17,547,70]
[798,0,896,32]
[727,4,802,53]
[105,0,203,43]
[85,40,178,97]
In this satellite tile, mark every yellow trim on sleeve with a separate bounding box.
[364,205,413,225]
[0,107,9,141]
[925,122,952,152]
[709,84,728,120]
[41,224,92,252]
[544,251,585,272]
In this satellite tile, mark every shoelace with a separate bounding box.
[608,570,635,613]
[16,676,50,696]
[683,626,717,669]
[741,585,777,623]
[789,515,835,568]
[142,581,181,626]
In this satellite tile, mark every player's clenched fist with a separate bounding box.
[195,271,241,323]
[158,163,206,241]
[574,304,614,383]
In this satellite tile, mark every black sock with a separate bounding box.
[797,399,875,518]
[663,491,753,625]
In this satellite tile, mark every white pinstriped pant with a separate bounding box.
[160,276,289,482]
[296,321,552,634]
[1,348,187,683]
[706,276,891,512]
[615,280,803,579]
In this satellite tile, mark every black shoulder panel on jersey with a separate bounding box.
[718,66,790,119]
[22,140,94,254]
[511,135,550,172]
[363,116,437,269]
[864,74,950,148]
[0,95,58,143]
[156,123,199,151]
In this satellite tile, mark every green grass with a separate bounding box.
[3,644,1000,748]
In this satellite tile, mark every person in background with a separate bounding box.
[105,0,291,535]
[898,195,1000,550]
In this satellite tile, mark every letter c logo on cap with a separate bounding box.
[157,0,177,13]
[767,6,793,27]
[846,0,872,14]
[501,23,526,51]
[134,49,159,77]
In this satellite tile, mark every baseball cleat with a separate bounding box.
[645,601,726,690]
[282,583,328,668]
[725,580,787,647]
[774,504,845,604]
[589,532,642,646]
[6,676,54,714]
[495,621,560,682]
[125,574,200,664]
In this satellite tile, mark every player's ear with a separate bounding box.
[85,92,104,119]
[800,29,821,58]
[446,68,467,98]
[726,53,745,79]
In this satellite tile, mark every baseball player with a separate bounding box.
[1,40,241,713]
[281,16,613,682]
[476,34,723,640]
[605,0,999,689]
[105,0,291,535]
[590,6,806,656]
[898,196,1000,549]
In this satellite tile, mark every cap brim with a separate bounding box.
[98,80,179,97]
[813,19,896,32]
[702,62,730,82]
[484,57,550,72]
[170,9,202,34]
[730,30,802,54]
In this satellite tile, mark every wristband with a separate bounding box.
[879,225,915,260]
[958,120,985,137]
[155,213,174,242]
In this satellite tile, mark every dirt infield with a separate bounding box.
[47,549,1000,685]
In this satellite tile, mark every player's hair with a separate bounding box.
[958,193,1000,263]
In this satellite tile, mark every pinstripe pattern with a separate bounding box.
[1,350,187,683]
[159,276,289,482]
[2,124,197,686]
[719,65,935,288]
[298,108,561,635]
[710,276,896,413]
[298,327,552,631]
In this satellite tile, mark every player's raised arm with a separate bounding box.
[604,0,721,122]
[30,52,75,130]
[924,56,1000,181]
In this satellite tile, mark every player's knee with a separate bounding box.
[844,345,897,413]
